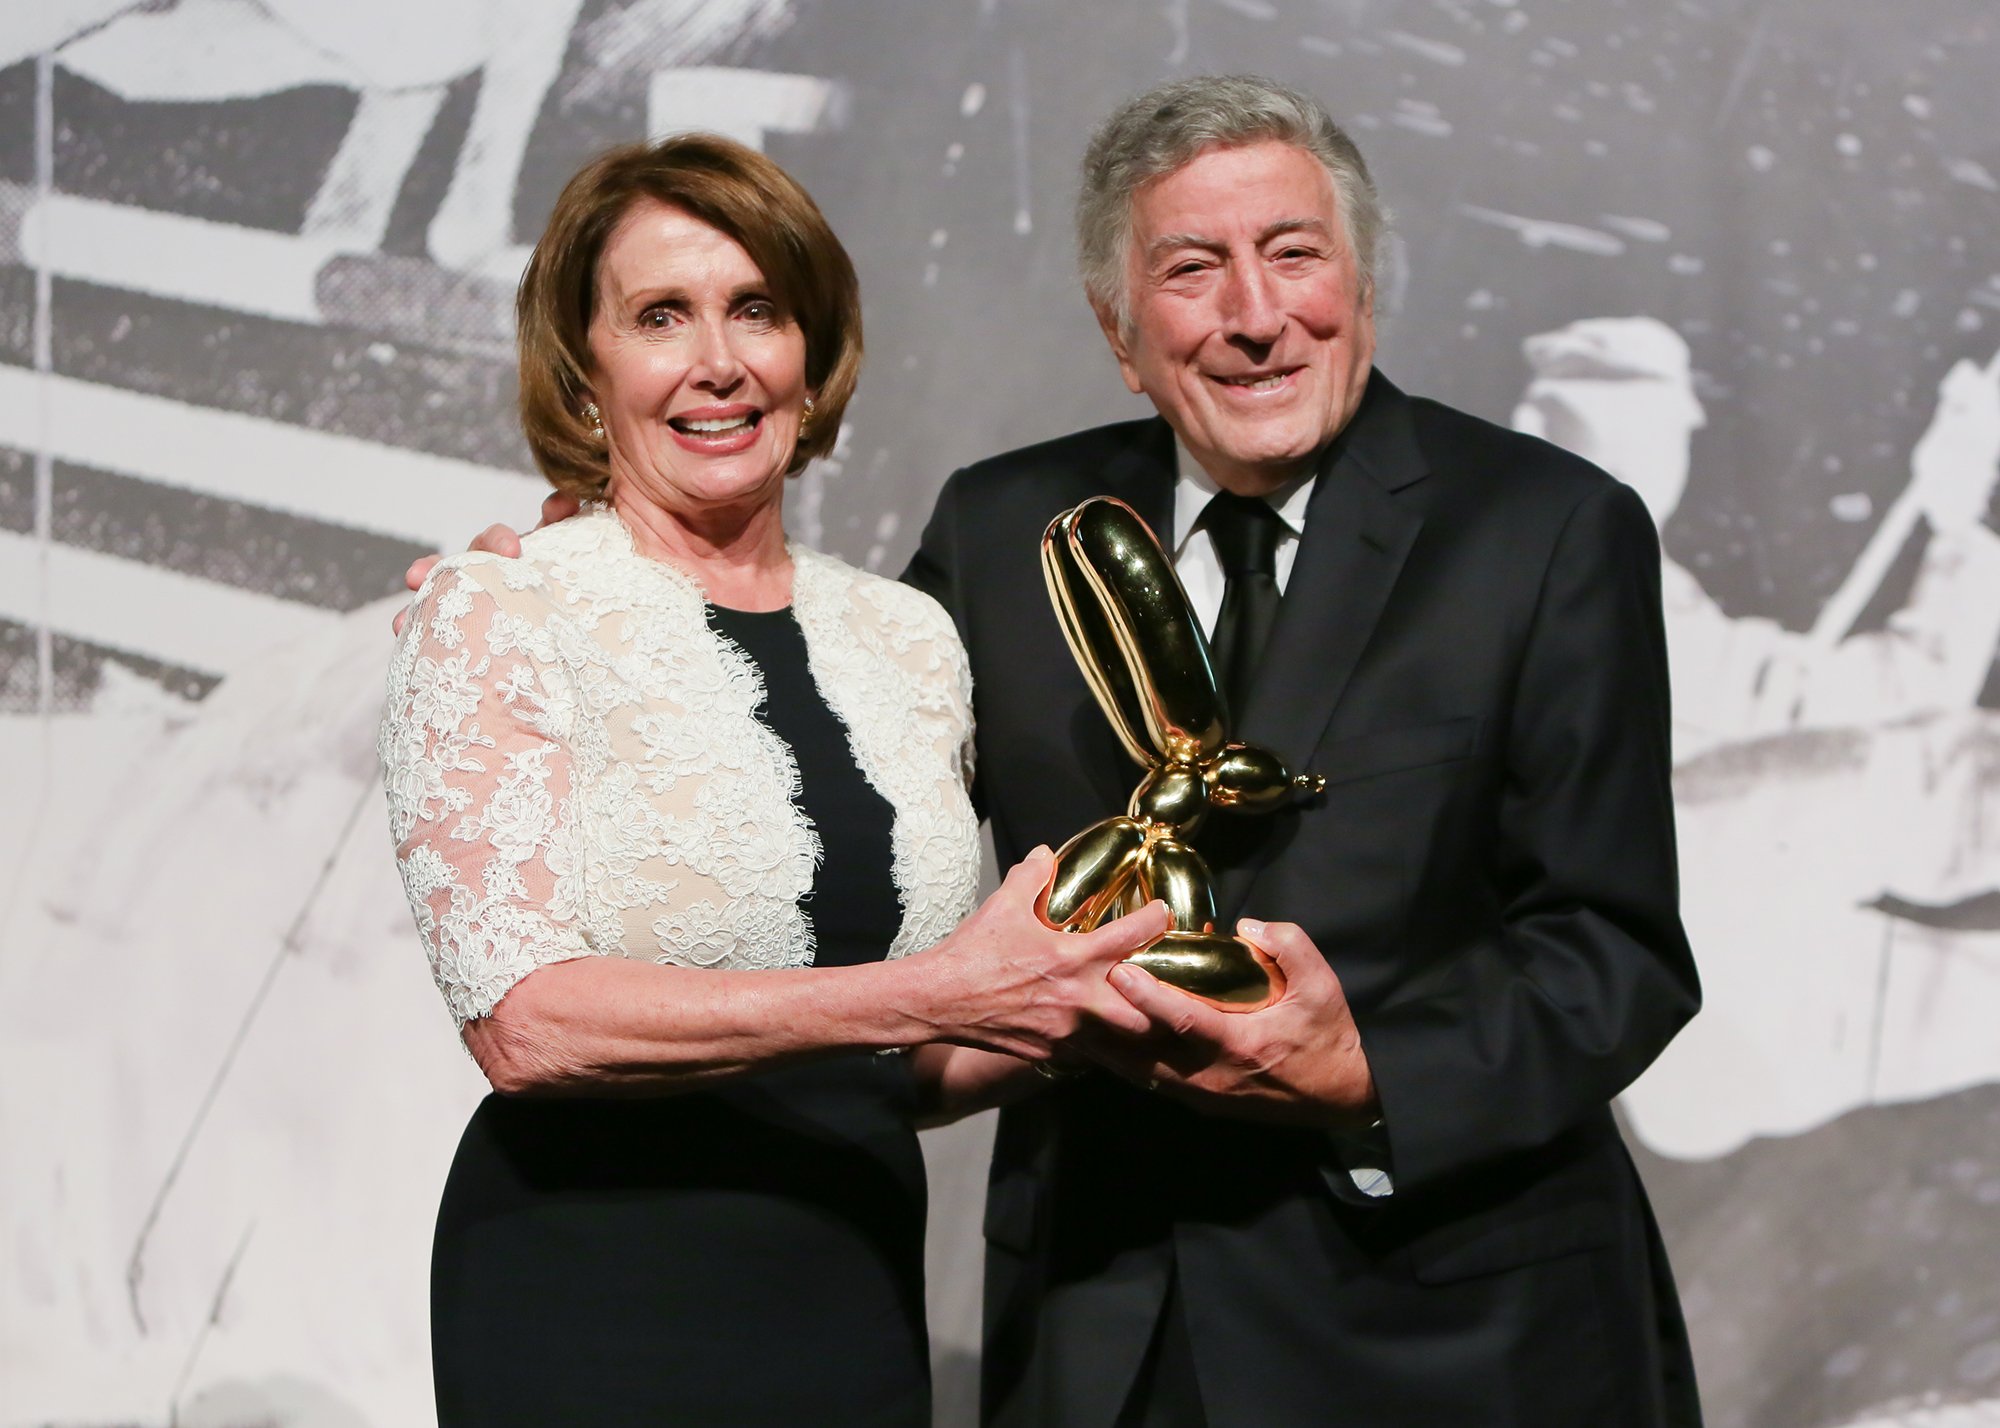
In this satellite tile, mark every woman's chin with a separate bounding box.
[613,451,791,516]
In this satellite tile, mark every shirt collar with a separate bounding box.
[1170,440,1319,556]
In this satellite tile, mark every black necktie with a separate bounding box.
[1203,490,1286,716]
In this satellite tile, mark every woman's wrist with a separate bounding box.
[823,951,967,1052]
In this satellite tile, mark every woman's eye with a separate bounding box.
[741,301,779,326]
[639,308,674,329]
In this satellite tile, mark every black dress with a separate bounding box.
[430,604,929,1427]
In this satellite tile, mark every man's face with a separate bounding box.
[1097,140,1376,496]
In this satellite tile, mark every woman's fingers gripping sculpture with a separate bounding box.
[912,846,1170,1064]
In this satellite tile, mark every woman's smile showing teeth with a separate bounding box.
[667,404,765,452]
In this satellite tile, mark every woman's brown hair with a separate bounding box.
[516,134,863,498]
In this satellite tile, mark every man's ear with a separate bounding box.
[1350,282,1380,377]
[1091,299,1146,397]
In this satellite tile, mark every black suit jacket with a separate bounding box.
[906,372,1704,1428]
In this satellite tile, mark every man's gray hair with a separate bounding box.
[1076,75,1387,327]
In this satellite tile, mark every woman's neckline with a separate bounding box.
[586,502,799,612]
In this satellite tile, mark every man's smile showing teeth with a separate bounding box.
[1214,371,1294,391]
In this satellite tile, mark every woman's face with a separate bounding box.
[586,199,810,522]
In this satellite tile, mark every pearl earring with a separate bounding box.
[800,395,816,435]
[582,402,604,440]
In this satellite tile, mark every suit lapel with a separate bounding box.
[1217,374,1430,917]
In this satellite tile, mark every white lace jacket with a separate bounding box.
[379,507,981,1028]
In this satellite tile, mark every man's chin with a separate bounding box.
[1204,436,1326,487]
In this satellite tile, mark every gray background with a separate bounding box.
[3,2,1999,1425]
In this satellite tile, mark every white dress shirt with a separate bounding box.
[1169,442,1317,638]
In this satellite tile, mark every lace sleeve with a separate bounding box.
[379,563,593,1029]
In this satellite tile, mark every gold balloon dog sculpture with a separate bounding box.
[1039,497,1324,1012]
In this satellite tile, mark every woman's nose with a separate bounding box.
[687,321,746,390]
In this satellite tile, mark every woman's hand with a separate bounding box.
[454,848,1166,1099]
[906,846,1170,1063]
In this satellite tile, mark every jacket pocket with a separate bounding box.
[1312,717,1477,789]
[1406,1200,1617,1283]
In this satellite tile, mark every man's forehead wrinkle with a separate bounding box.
[1146,231,1225,261]
[1259,216,1334,243]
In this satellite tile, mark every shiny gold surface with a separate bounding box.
[1203,744,1328,812]
[1042,524,1154,767]
[1129,765,1208,835]
[1134,836,1218,933]
[1064,500,1229,762]
[1128,932,1284,1010]
[1037,496,1321,1012]
[1043,817,1147,929]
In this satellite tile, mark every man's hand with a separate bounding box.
[1092,919,1378,1129]
[390,491,581,635]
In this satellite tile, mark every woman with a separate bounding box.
[379,135,1164,1426]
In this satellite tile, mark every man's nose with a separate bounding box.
[1220,263,1284,345]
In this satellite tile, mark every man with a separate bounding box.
[903,77,1700,1426]
[418,74,1701,1426]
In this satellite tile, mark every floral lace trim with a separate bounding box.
[380,631,595,1025]
[792,547,981,960]
[380,507,978,1027]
